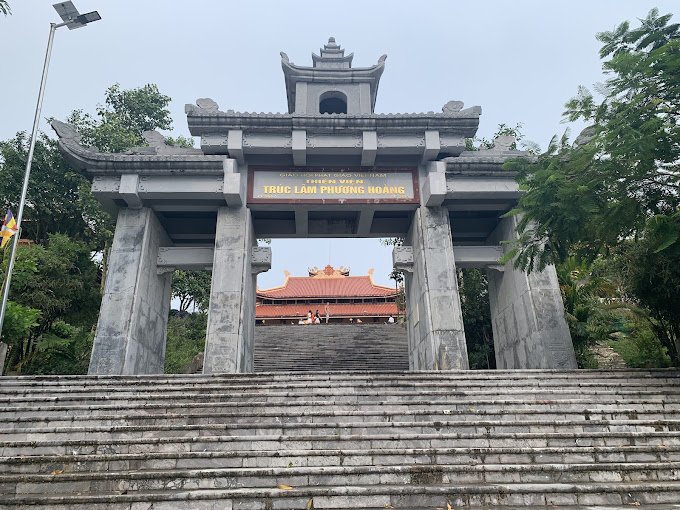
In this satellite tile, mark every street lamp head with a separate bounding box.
[53,1,101,30]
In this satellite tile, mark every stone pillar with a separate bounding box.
[396,206,468,370]
[487,216,577,369]
[203,206,258,374]
[89,208,172,375]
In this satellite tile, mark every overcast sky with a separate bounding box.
[1,1,678,289]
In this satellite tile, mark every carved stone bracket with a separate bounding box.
[392,246,414,274]
[251,247,272,275]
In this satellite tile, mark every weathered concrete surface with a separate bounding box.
[403,206,468,370]
[203,206,257,374]
[487,216,577,369]
[89,208,172,375]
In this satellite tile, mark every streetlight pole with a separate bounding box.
[0,2,101,356]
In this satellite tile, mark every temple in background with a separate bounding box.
[256,265,399,324]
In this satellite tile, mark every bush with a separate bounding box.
[164,312,207,374]
[608,326,672,368]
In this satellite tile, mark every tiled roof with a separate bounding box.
[257,275,396,299]
[256,303,398,319]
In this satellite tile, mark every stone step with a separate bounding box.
[1,368,677,385]
[3,381,679,397]
[2,405,676,423]
[3,445,678,474]
[2,430,679,457]
[253,324,409,372]
[4,462,680,496]
[3,417,680,438]
[3,370,680,508]
[1,481,680,508]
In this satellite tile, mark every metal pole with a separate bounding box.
[0,23,59,341]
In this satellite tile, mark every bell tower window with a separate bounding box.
[319,91,347,114]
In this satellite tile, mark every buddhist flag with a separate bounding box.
[1,209,18,248]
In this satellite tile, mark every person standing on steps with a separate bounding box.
[307,310,312,324]
[324,302,330,324]
[314,309,321,324]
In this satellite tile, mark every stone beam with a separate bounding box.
[292,130,306,166]
[356,209,374,236]
[452,245,504,268]
[446,176,521,200]
[223,159,244,207]
[361,131,377,166]
[295,210,309,236]
[157,247,214,271]
[119,174,142,209]
[421,161,446,207]
[421,130,440,163]
[227,130,244,164]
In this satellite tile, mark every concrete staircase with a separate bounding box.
[254,323,409,372]
[0,370,680,509]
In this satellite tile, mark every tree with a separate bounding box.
[0,133,113,249]
[171,271,211,313]
[67,83,174,153]
[458,269,494,369]
[0,1,10,16]
[505,9,680,271]
[2,235,101,373]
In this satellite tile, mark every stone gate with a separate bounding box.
[53,38,576,375]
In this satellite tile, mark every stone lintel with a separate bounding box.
[446,175,521,200]
[452,245,504,268]
[392,246,414,274]
[251,247,272,275]
[292,130,307,166]
[157,246,214,271]
[201,133,228,155]
[361,131,377,166]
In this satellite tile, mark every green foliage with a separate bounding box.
[0,301,40,373]
[164,313,207,374]
[165,135,195,149]
[9,234,101,332]
[458,269,494,369]
[505,9,680,271]
[67,84,174,153]
[613,237,680,364]
[2,235,101,373]
[0,133,114,249]
[557,259,619,369]
[172,271,211,313]
[465,123,540,154]
[608,321,671,368]
[18,324,94,375]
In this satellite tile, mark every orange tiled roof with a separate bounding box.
[256,302,398,319]
[257,265,396,299]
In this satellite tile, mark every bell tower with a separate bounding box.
[281,37,386,115]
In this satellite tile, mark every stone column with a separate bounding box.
[397,206,468,370]
[89,208,172,375]
[203,206,258,374]
[487,216,577,369]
